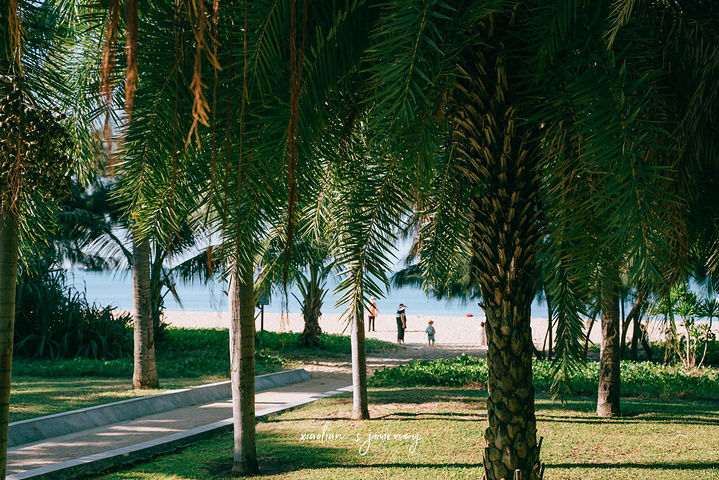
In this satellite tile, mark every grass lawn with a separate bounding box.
[9,376,227,422]
[9,329,396,422]
[93,388,719,480]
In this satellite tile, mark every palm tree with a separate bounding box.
[109,0,378,471]
[361,1,719,477]
[259,216,335,348]
[0,0,97,471]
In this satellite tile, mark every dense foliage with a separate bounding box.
[14,269,132,360]
[0,76,73,213]
[369,355,719,400]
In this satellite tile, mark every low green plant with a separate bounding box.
[369,355,719,400]
[12,327,292,378]
[255,330,396,355]
[14,269,132,360]
[650,284,718,368]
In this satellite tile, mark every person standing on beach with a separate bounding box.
[425,320,436,346]
[396,304,406,344]
[368,298,378,332]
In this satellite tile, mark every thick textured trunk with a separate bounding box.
[300,310,322,347]
[597,279,621,417]
[546,295,553,361]
[299,268,323,347]
[483,295,541,480]
[0,212,19,478]
[351,302,369,420]
[230,263,259,474]
[132,234,158,389]
[453,26,543,479]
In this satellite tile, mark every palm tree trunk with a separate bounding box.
[584,316,596,359]
[132,234,158,389]
[454,32,544,479]
[623,287,647,360]
[597,278,621,417]
[547,295,553,361]
[630,316,641,360]
[351,301,369,420]
[299,266,323,347]
[230,262,259,474]
[0,212,19,478]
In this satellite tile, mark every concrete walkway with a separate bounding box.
[7,368,354,480]
[5,344,474,480]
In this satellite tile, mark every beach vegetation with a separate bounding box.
[14,268,132,360]
[91,387,719,480]
[259,224,335,349]
[649,284,718,370]
[4,0,719,478]
[369,355,719,401]
[0,70,75,475]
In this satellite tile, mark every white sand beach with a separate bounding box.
[161,310,693,352]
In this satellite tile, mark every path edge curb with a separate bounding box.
[8,385,352,480]
[8,368,311,448]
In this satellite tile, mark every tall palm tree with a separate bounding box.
[362,1,719,477]
[0,0,96,472]
[112,0,377,472]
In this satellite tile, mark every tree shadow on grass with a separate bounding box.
[538,415,719,427]
[375,411,486,421]
[202,437,482,479]
[535,396,719,426]
[368,387,487,405]
[549,461,719,471]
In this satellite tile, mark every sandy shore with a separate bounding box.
[161,310,694,352]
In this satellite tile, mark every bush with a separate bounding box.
[13,327,292,378]
[14,270,132,360]
[255,330,396,355]
[369,355,719,400]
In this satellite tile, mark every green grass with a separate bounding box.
[93,387,719,480]
[255,330,398,357]
[9,328,394,421]
[9,328,291,421]
[10,376,226,422]
[369,355,719,401]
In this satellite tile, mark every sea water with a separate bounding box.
[67,269,553,318]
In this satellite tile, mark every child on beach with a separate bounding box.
[425,320,436,346]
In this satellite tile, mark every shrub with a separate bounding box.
[369,355,719,400]
[13,327,292,378]
[255,330,396,355]
[14,270,132,360]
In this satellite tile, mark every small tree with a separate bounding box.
[651,284,716,370]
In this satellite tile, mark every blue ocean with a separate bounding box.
[67,269,553,318]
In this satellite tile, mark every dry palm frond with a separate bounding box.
[7,0,23,71]
[100,0,120,150]
[283,0,309,285]
[124,0,138,122]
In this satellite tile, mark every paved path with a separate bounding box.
[7,367,355,480]
[7,344,477,479]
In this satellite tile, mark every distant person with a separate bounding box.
[396,304,406,344]
[480,321,487,347]
[425,320,436,346]
[368,298,378,332]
